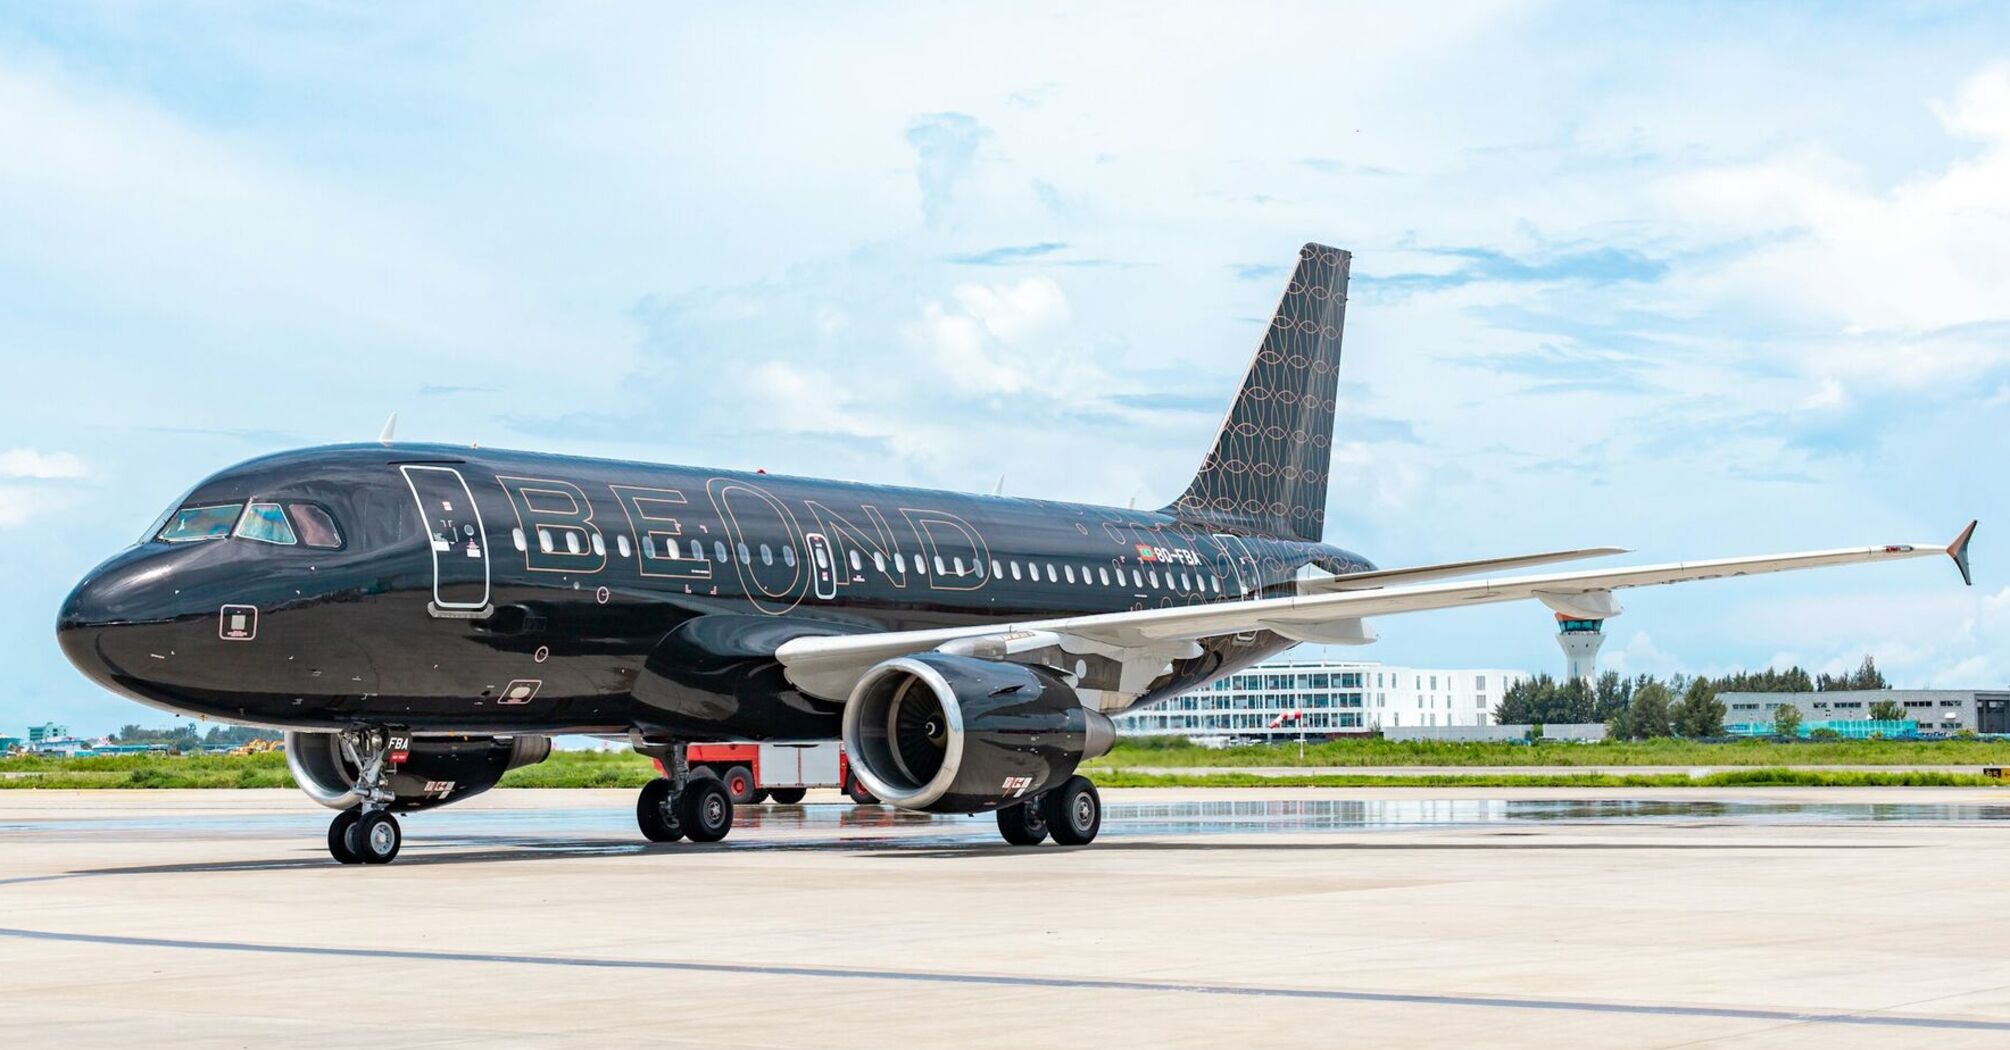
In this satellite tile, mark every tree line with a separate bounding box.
[111,723,279,751]
[1492,656,1895,740]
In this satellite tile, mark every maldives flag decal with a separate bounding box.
[1135,544,1158,561]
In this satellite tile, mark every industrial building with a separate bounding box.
[1112,659,1529,741]
[1718,689,2010,736]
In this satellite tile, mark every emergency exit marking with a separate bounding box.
[219,604,257,641]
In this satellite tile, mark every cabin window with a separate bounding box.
[850,550,862,572]
[289,504,342,548]
[737,542,751,564]
[952,556,965,576]
[872,552,885,572]
[783,545,798,568]
[1180,572,1192,591]
[538,529,555,554]
[512,527,528,553]
[991,559,1003,578]
[1210,576,1221,594]
[591,533,606,557]
[812,545,830,569]
[1010,561,1022,580]
[1045,563,1058,583]
[1132,569,1144,588]
[1148,570,1160,588]
[565,532,583,555]
[234,502,297,545]
[933,555,946,575]
[714,540,728,563]
[914,553,927,574]
[972,559,985,579]
[1063,565,1076,584]
[759,544,773,566]
[616,535,632,559]
[156,504,242,543]
[1098,567,1111,586]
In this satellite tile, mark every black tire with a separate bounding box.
[678,778,735,843]
[996,801,1049,846]
[636,778,684,842]
[1042,776,1101,846]
[356,811,402,864]
[766,787,807,805]
[751,789,772,804]
[688,765,720,781]
[327,809,363,864]
[844,775,878,804]
[722,764,758,805]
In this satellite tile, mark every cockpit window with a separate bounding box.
[289,503,343,548]
[235,502,297,545]
[156,504,243,543]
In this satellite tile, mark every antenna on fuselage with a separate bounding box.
[994,474,1006,496]
[378,413,398,445]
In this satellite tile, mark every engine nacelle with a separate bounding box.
[840,653,1116,813]
[286,732,551,811]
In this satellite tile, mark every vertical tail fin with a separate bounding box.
[1167,243,1349,543]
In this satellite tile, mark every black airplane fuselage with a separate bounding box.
[58,443,1372,740]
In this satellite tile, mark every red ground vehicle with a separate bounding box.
[671,742,877,805]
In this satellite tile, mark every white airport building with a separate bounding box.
[1113,659,1531,741]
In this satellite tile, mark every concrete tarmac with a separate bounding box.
[6,786,2010,1048]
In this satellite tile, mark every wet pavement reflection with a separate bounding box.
[9,797,2010,846]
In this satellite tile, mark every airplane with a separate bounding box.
[56,243,1978,865]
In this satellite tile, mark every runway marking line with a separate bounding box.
[1,925,2006,1032]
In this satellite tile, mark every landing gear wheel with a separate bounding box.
[997,800,1049,846]
[636,778,685,842]
[844,775,878,804]
[356,811,402,864]
[1043,776,1102,846]
[678,778,734,843]
[767,787,807,805]
[327,809,363,864]
[723,765,758,805]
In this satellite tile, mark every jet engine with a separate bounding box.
[286,732,551,811]
[839,653,1116,813]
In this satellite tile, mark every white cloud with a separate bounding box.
[952,277,1070,344]
[1796,377,1850,412]
[0,449,87,478]
[906,277,1077,396]
[1653,65,2010,385]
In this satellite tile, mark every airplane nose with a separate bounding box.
[56,554,169,689]
[57,568,123,686]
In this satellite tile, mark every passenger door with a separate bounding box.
[400,465,491,613]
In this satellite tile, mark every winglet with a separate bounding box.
[1949,519,1977,587]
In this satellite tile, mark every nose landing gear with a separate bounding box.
[325,728,405,865]
[632,739,736,846]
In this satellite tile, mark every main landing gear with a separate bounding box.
[994,775,1102,847]
[633,741,735,845]
[327,728,403,865]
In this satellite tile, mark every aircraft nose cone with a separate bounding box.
[56,555,166,690]
[58,569,124,687]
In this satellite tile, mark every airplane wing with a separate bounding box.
[776,523,1976,701]
[1303,547,1629,592]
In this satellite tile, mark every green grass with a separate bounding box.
[1095,735,2010,768]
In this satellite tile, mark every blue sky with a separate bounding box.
[2,2,2007,736]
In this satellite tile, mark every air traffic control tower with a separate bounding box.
[1556,614,1605,684]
